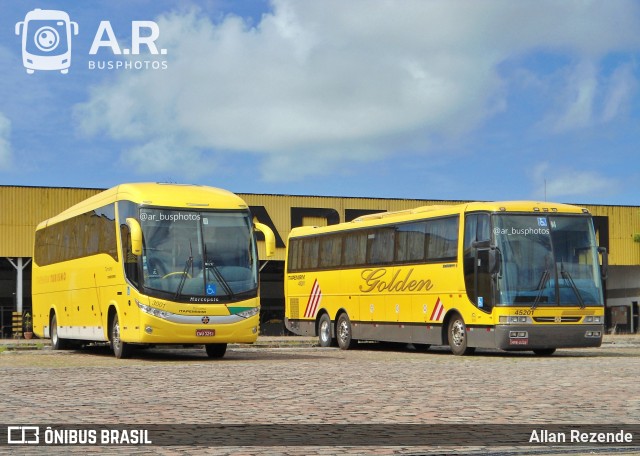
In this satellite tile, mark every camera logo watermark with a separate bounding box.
[7,426,40,444]
[15,9,78,74]
[15,8,168,74]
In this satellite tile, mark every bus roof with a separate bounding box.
[37,183,249,229]
[289,200,590,238]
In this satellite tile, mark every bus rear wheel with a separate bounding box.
[448,314,475,356]
[50,313,71,350]
[205,343,227,358]
[110,313,131,359]
[317,313,333,348]
[336,313,356,350]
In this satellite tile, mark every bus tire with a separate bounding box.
[448,314,475,356]
[336,313,356,350]
[50,313,70,350]
[110,313,131,359]
[533,348,556,356]
[205,343,227,358]
[317,313,333,348]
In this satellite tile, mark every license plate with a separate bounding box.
[196,329,215,337]
[509,338,528,345]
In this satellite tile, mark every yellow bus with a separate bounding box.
[32,183,275,358]
[285,201,607,355]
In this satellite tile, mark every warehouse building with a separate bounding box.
[1,185,639,336]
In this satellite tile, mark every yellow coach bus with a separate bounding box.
[32,183,275,358]
[285,201,607,355]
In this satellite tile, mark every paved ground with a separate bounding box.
[1,335,640,455]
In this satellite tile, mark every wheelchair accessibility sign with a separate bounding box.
[206,284,216,296]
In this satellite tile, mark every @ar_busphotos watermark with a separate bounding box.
[15,8,168,74]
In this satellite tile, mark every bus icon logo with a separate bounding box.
[15,9,79,74]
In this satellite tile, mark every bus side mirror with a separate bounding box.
[489,248,501,275]
[254,220,275,258]
[126,218,143,256]
[598,246,608,281]
[472,240,501,275]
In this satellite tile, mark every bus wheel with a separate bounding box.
[205,343,227,358]
[50,313,70,350]
[448,314,475,356]
[317,314,333,348]
[111,314,131,359]
[336,313,356,350]
[533,348,556,356]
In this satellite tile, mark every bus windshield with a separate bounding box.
[493,214,603,307]
[139,208,258,301]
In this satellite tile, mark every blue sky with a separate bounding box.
[1,0,639,205]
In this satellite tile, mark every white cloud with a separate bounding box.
[540,59,639,132]
[548,60,598,132]
[602,63,638,122]
[74,0,640,181]
[0,112,12,169]
[531,162,619,201]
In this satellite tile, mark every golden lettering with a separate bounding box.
[359,268,433,293]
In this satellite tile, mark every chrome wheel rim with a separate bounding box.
[338,319,349,345]
[112,321,121,351]
[319,319,331,344]
[451,319,465,347]
[51,319,58,345]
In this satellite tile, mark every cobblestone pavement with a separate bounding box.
[1,337,640,455]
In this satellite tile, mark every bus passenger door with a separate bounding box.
[464,213,493,312]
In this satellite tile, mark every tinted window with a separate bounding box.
[35,204,118,266]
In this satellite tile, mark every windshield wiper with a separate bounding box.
[175,241,194,300]
[203,244,235,298]
[561,264,585,309]
[532,269,550,310]
[174,256,193,299]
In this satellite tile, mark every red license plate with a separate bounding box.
[196,329,215,337]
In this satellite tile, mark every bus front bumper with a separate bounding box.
[132,313,260,345]
[495,324,604,350]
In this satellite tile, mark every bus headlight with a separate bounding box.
[237,307,259,319]
[584,316,603,323]
[137,301,171,320]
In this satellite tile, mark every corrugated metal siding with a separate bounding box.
[586,204,640,266]
[2,186,639,265]
[1,186,102,257]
